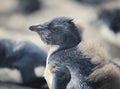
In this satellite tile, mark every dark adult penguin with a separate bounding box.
[95,9,120,59]
[75,0,112,6]
[29,17,120,89]
[0,38,48,89]
[98,9,120,33]
[17,0,42,14]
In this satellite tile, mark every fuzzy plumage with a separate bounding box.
[29,17,120,89]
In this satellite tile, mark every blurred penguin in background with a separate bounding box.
[75,0,113,6]
[17,0,42,14]
[0,38,48,89]
[95,9,120,60]
[98,9,120,34]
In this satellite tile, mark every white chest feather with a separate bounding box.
[44,45,59,89]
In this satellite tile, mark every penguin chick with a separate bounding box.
[29,17,120,89]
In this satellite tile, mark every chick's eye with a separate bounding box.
[51,27,58,32]
[51,26,61,32]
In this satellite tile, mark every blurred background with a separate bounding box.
[0,0,120,64]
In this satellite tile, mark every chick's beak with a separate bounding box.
[29,25,44,32]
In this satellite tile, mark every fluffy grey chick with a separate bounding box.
[29,17,120,89]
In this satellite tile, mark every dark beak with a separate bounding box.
[29,25,44,32]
